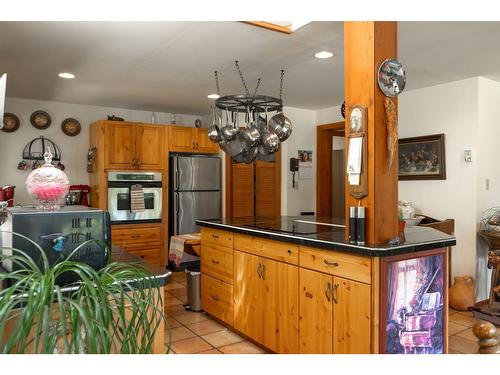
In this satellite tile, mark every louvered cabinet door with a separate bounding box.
[232,163,254,218]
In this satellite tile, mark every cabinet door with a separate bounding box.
[333,276,371,354]
[261,258,299,353]
[107,122,136,169]
[299,268,333,354]
[232,163,254,218]
[255,160,279,216]
[136,125,164,169]
[169,126,195,152]
[234,250,262,343]
[196,128,219,153]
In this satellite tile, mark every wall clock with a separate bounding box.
[61,118,81,136]
[2,113,20,132]
[30,110,52,129]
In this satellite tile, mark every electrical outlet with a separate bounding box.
[486,179,490,191]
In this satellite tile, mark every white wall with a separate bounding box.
[476,77,500,300]
[315,105,344,125]
[398,78,481,292]
[280,106,316,216]
[0,97,200,205]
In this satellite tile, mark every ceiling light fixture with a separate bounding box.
[314,51,334,59]
[207,94,220,99]
[58,72,75,79]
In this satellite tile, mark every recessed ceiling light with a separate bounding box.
[58,72,75,79]
[207,94,220,99]
[314,51,334,59]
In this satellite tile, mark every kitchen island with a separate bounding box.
[196,216,456,354]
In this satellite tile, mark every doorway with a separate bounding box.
[316,122,345,219]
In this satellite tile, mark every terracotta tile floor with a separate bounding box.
[164,272,496,354]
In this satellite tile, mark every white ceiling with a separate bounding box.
[1,21,500,115]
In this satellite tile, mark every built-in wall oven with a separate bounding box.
[107,171,162,224]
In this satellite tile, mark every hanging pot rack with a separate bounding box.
[213,61,284,114]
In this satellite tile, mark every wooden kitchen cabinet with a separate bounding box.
[333,276,371,354]
[234,250,299,353]
[111,223,164,266]
[105,121,164,170]
[168,126,219,153]
[299,268,371,354]
[299,268,333,354]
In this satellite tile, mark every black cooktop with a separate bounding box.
[244,218,345,235]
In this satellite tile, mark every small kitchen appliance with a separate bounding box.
[0,206,111,284]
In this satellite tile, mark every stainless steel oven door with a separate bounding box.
[108,187,162,223]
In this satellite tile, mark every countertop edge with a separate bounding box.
[196,220,457,257]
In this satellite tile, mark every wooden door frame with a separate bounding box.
[225,151,281,219]
[316,122,345,218]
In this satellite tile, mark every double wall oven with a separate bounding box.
[107,171,162,224]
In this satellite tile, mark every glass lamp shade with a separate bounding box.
[26,149,69,210]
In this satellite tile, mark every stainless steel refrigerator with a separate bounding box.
[169,154,221,265]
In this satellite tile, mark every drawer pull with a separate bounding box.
[211,295,219,302]
[131,235,140,239]
[305,291,313,299]
[211,259,220,265]
[211,234,219,239]
[325,282,332,302]
[287,249,292,255]
[324,260,339,267]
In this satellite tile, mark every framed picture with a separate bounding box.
[398,134,446,180]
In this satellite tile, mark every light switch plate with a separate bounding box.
[464,150,472,163]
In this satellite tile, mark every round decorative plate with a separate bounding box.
[2,113,20,132]
[30,110,52,129]
[377,58,406,97]
[61,118,81,136]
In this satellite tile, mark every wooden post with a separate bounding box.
[344,22,399,245]
[472,321,499,354]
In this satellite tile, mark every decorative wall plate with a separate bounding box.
[30,110,52,129]
[2,113,20,132]
[377,59,406,97]
[61,118,81,136]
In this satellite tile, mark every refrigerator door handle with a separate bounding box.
[174,192,180,235]
[174,157,180,191]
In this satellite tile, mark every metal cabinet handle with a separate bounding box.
[257,263,262,279]
[261,263,266,280]
[211,295,219,302]
[324,260,339,267]
[196,142,199,149]
[325,282,332,302]
[305,291,313,299]
[212,234,219,239]
[193,141,196,149]
[211,259,220,265]
[131,235,140,239]
[136,159,141,168]
[332,284,339,304]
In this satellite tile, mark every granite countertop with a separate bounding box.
[196,216,456,257]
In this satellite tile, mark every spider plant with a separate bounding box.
[0,232,169,354]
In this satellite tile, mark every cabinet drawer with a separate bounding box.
[201,227,233,248]
[234,234,298,265]
[112,225,162,245]
[201,273,234,325]
[124,246,163,266]
[201,243,233,284]
[299,246,371,284]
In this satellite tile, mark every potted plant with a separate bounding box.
[0,233,168,354]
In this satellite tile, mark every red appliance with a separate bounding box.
[0,185,16,207]
[67,185,91,206]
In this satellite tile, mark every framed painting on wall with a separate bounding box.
[398,134,446,180]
